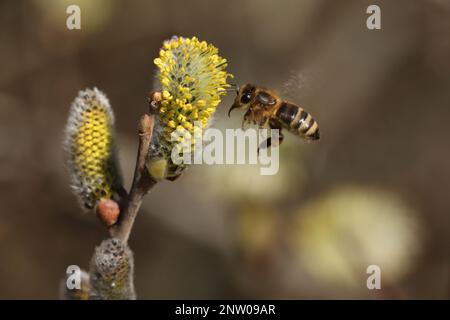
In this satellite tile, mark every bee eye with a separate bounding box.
[241,93,252,104]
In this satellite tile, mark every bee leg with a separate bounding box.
[257,137,274,155]
[265,119,284,148]
[241,118,248,130]
[259,131,284,151]
[279,130,284,146]
[256,116,274,154]
[270,129,284,147]
[259,117,269,128]
[259,138,271,151]
[242,109,253,129]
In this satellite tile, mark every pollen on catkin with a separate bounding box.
[64,88,121,210]
[149,36,233,180]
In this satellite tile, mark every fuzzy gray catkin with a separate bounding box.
[89,238,136,300]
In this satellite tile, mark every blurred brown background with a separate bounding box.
[0,0,449,299]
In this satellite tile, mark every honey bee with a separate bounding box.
[228,84,320,148]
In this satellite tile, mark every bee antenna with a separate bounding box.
[228,83,240,94]
[225,83,240,93]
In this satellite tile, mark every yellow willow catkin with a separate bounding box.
[148,36,233,180]
[64,88,121,210]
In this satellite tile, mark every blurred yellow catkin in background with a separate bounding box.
[290,185,423,288]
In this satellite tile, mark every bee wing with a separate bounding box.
[256,92,277,107]
[281,69,321,101]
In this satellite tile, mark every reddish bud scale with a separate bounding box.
[96,199,120,227]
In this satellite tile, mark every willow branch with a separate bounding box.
[110,113,157,243]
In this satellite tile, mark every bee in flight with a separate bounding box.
[228,84,320,148]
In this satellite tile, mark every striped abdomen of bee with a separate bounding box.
[275,102,320,140]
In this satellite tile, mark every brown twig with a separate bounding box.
[110,113,157,243]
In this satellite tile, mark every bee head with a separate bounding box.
[228,84,255,117]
